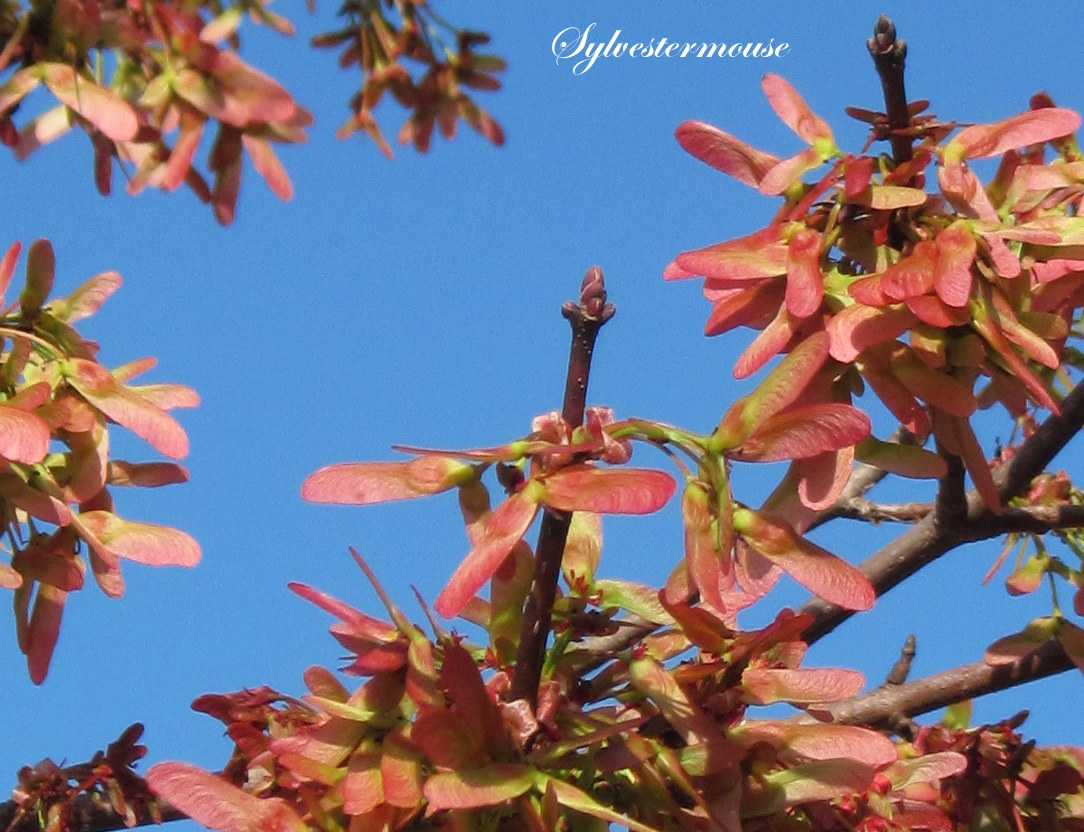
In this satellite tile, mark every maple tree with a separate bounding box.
[3,9,1084,832]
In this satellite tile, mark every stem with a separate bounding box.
[826,640,1074,728]
[867,14,912,166]
[0,794,185,832]
[509,267,614,708]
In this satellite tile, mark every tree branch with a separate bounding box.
[509,267,614,708]
[825,639,1075,729]
[801,380,1084,644]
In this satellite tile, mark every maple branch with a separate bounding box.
[826,639,1074,729]
[510,267,614,708]
[867,14,912,165]
[801,379,1084,643]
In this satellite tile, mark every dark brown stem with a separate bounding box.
[0,794,185,832]
[867,14,912,166]
[826,639,1074,729]
[509,267,614,708]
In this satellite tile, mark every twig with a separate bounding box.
[867,14,912,166]
[509,267,614,708]
[826,639,1074,729]
[884,634,916,686]
[829,498,933,524]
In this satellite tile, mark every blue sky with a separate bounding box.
[2,0,1082,807]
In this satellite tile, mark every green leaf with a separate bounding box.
[544,778,664,832]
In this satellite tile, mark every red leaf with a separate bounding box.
[108,461,190,488]
[675,120,780,188]
[759,146,826,195]
[423,764,534,810]
[0,402,50,463]
[891,351,976,418]
[795,448,853,510]
[434,488,539,618]
[163,109,205,192]
[288,583,400,642]
[65,359,189,458]
[242,135,293,200]
[735,508,875,610]
[53,270,122,322]
[342,752,383,815]
[885,752,968,790]
[828,303,917,363]
[730,721,896,766]
[147,762,307,832]
[628,654,722,744]
[682,481,733,612]
[761,74,833,144]
[675,227,788,283]
[442,640,509,755]
[947,107,1081,160]
[703,282,781,336]
[742,667,864,704]
[934,223,976,307]
[785,229,823,318]
[38,63,138,142]
[718,330,829,448]
[844,156,873,197]
[735,403,870,462]
[0,240,19,304]
[733,306,798,379]
[881,241,936,302]
[540,465,675,514]
[21,238,55,315]
[302,456,473,504]
[26,583,66,684]
[75,511,201,566]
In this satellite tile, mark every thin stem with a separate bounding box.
[509,267,614,708]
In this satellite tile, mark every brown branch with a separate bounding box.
[509,266,614,708]
[801,379,1084,644]
[934,447,967,527]
[883,633,917,686]
[825,639,1074,729]
[867,14,912,166]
